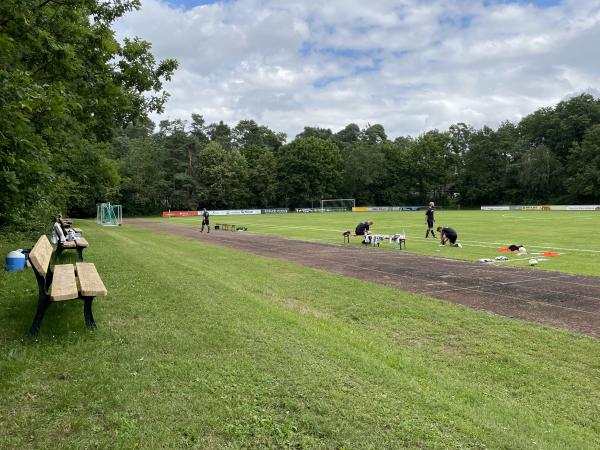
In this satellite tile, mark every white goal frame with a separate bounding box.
[320,198,356,212]
[96,202,123,226]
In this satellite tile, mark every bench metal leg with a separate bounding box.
[82,297,96,329]
[76,247,84,261]
[55,246,64,260]
[28,296,51,336]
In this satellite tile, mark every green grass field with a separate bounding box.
[1,222,599,448]
[161,210,600,277]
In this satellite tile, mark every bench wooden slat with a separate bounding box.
[50,264,79,301]
[76,263,107,297]
[29,235,53,277]
[72,227,82,233]
[75,237,88,248]
[61,241,77,248]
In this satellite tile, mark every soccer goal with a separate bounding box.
[320,198,355,212]
[96,202,122,226]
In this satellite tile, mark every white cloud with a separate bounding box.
[114,0,600,139]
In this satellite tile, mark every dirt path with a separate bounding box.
[129,219,600,338]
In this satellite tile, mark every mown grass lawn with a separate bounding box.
[161,210,600,277]
[0,222,599,449]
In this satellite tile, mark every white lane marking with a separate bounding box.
[158,218,600,254]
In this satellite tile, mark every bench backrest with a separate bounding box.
[29,235,53,277]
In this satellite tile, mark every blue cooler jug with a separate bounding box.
[6,250,26,272]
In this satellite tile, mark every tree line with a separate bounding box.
[115,93,600,215]
[2,1,600,232]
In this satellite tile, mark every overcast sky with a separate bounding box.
[114,0,600,140]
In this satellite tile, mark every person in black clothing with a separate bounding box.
[200,208,210,233]
[355,220,373,235]
[425,201,436,238]
[437,226,461,247]
[355,220,373,244]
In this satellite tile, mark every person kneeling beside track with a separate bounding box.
[355,220,374,245]
[437,226,462,248]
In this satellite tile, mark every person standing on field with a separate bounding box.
[200,208,210,233]
[425,202,436,238]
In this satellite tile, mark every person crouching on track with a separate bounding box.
[355,220,373,244]
[200,208,210,233]
[437,226,462,248]
[425,201,436,238]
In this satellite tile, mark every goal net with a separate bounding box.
[96,202,123,226]
[320,198,355,212]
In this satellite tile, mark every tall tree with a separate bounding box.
[460,126,509,205]
[207,121,233,150]
[342,141,386,205]
[120,137,168,214]
[566,124,600,202]
[0,0,177,228]
[334,123,361,152]
[158,119,198,210]
[232,120,285,152]
[241,145,277,208]
[361,124,387,144]
[277,137,343,207]
[296,127,334,141]
[196,142,248,209]
[408,130,457,203]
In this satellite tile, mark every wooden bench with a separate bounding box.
[27,235,107,335]
[56,237,89,261]
[58,216,82,234]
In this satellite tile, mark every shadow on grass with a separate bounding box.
[2,294,93,342]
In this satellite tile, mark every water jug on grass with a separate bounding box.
[6,250,26,272]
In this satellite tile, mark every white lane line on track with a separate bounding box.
[246,224,600,254]
[160,219,600,254]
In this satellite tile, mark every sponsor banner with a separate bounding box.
[480,205,600,211]
[262,208,289,214]
[481,206,510,211]
[522,205,552,211]
[353,206,424,212]
[565,205,600,211]
[162,211,199,217]
[296,208,321,213]
[211,209,262,216]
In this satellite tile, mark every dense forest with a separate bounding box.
[114,93,600,215]
[2,1,600,232]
